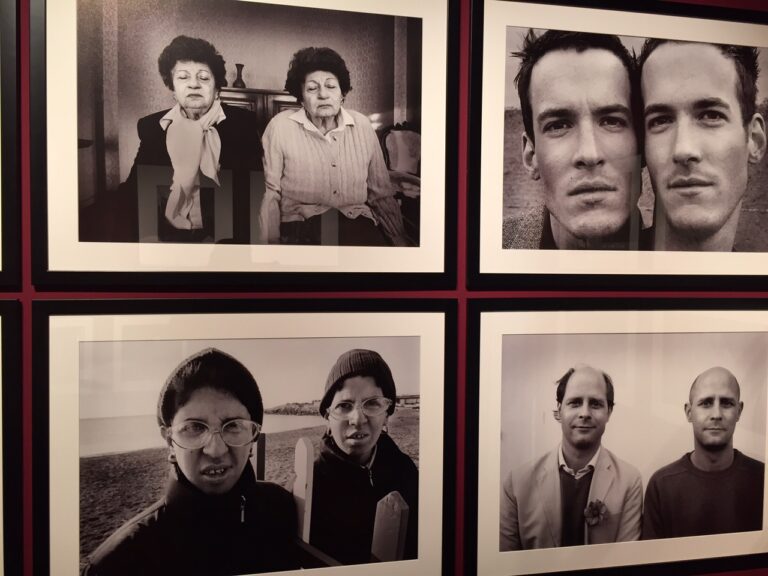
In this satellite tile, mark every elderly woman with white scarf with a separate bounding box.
[111,35,261,242]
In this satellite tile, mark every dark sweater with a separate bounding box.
[559,467,594,546]
[642,450,764,539]
[82,463,299,576]
[310,432,419,564]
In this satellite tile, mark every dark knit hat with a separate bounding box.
[320,349,397,417]
[157,348,264,428]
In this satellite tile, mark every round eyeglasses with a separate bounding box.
[328,396,393,420]
[169,419,261,450]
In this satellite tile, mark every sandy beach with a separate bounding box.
[80,409,420,564]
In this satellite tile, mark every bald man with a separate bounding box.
[500,365,642,550]
[642,367,765,539]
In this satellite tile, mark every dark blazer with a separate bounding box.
[101,103,262,242]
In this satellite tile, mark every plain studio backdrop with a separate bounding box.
[499,331,768,488]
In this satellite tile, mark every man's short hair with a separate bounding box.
[638,39,760,125]
[513,29,638,145]
[555,365,615,409]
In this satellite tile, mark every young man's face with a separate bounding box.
[642,43,764,241]
[523,48,638,244]
[556,367,612,453]
[685,367,743,452]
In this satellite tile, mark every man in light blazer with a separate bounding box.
[500,364,643,550]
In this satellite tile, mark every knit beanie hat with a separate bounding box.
[320,349,397,417]
[157,348,264,427]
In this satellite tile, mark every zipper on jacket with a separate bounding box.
[365,444,378,487]
[240,495,246,523]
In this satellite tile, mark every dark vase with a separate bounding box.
[233,63,246,88]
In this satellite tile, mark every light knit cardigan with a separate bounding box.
[259,107,394,243]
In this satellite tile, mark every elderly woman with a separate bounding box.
[111,36,261,242]
[82,348,299,575]
[259,47,407,246]
[310,349,418,564]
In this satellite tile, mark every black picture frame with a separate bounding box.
[30,0,458,291]
[32,298,457,576]
[466,297,768,576]
[468,0,768,290]
[0,300,21,576]
[0,0,21,290]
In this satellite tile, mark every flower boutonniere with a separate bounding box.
[584,499,608,527]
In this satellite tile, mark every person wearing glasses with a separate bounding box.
[82,348,299,576]
[310,349,419,564]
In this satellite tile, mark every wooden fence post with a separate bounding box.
[292,437,314,543]
[371,491,409,562]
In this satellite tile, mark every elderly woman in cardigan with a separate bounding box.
[111,35,261,242]
[259,47,406,246]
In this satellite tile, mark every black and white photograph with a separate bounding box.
[38,304,449,576]
[33,0,449,277]
[501,29,768,253]
[474,1,768,282]
[475,307,768,575]
[79,338,420,573]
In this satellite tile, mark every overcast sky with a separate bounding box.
[80,336,419,419]
[505,27,768,109]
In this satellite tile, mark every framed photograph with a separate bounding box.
[30,0,457,290]
[0,300,21,576]
[467,299,768,575]
[33,299,456,575]
[469,0,768,289]
[0,0,21,289]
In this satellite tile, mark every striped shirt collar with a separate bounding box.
[289,106,355,136]
[558,445,601,479]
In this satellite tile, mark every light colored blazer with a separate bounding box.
[500,446,642,550]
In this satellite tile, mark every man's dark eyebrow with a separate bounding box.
[692,97,732,111]
[643,103,674,118]
[536,107,574,125]
[644,98,733,118]
[594,104,632,117]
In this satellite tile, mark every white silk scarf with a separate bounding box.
[161,100,225,230]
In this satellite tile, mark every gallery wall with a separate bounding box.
[15,0,768,576]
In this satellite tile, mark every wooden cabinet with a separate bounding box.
[219,87,301,135]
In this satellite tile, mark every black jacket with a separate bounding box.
[96,103,262,243]
[82,463,299,576]
[309,432,419,564]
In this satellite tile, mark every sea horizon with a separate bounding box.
[80,413,326,457]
